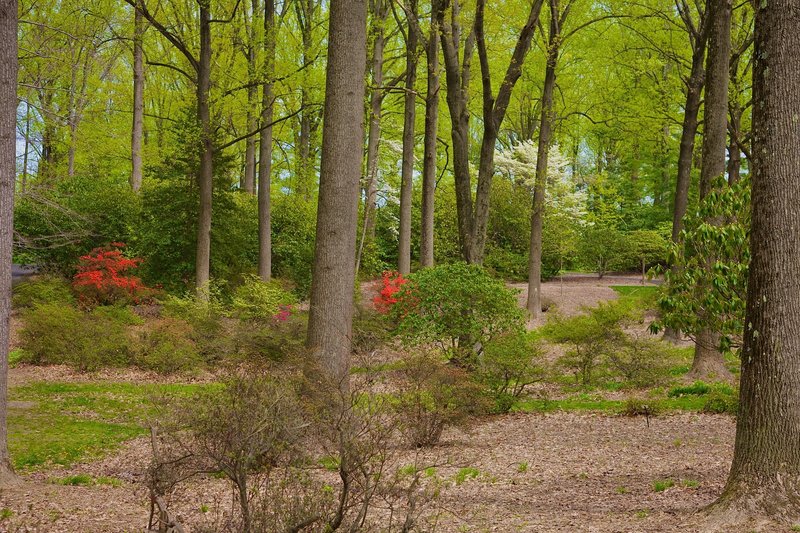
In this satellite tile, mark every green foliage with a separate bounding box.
[231,275,297,321]
[454,467,481,485]
[395,352,486,447]
[655,176,750,353]
[477,331,546,413]
[19,303,130,371]
[162,291,230,362]
[13,175,139,273]
[271,195,317,297]
[131,318,204,374]
[578,225,628,277]
[391,263,525,363]
[12,275,75,309]
[652,479,675,492]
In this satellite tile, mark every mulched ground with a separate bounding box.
[0,276,789,532]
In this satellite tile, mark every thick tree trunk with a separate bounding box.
[419,16,439,269]
[398,0,418,275]
[689,0,732,381]
[708,2,800,523]
[0,0,19,483]
[527,0,558,321]
[195,3,213,293]
[258,0,275,281]
[306,0,367,385]
[131,3,144,192]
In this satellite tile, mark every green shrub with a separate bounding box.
[132,318,203,373]
[702,390,739,415]
[162,291,231,361]
[12,276,75,309]
[19,303,130,371]
[231,275,297,321]
[605,336,670,387]
[477,331,545,413]
[395,352,487,447]
[392,263,525,365]
[620,397,661,417]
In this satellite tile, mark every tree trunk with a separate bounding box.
[526,0,558,321]
[195,2,213,293]
[398,0,418,275]
[362,0,388,248]
[689,0,732,381]
[306,0,367,385]
[0,0,19,484]
[295,0,317,200]
[258,0,275,282]
[419,14,439,269]
[709,2,800,523]
[242,0,259,195]
[131,3,145,192]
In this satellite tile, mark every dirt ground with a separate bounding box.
[0,276,787,532]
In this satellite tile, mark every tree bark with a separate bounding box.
[306,0,367,385]
[526,0,559,321]
[398,0,418,275]
[419,12,439,269]
[242,0,259,195]
[294,0,318,200]
[195,1,213,293]
[689,0,732,381]
[0,0,20,483]
[258,0,275,281]
[131,3,145,192]
[362,0,389,247]
[709,1,800,523]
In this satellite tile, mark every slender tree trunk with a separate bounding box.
[195,2,213,293]
[258,0,275,281]
[527,0,558,320]
[306,0,367,385]
[709,2,800,523]
[398,0,418,275]
[0,0,19,483]
[419,15,439,268]
[689,0,733,381]
[131,3,145,192]
[21,107,28,193]
[362,0,388,247]
[295,0,317,200]
[242,0,259,195]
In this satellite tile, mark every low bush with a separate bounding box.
[132,319,203,374]
[391,263,525,365]
[395,352,486,447]
[72,244,153,307]
[477,331,546,413]
[12,276,75,309]
[19,303,130,371]
[230,275,297,321]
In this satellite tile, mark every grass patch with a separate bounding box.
[652,479,675,492]
[455,467,481,485]
[610,285,659,298]
[9,381,209,471]
[51,474,122,487]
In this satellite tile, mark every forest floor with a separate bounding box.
[0,276,791,532]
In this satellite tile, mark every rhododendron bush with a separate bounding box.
[72,243,153,306]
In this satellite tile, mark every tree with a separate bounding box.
[708,1,800,524]
[0,0,19,483]
[397,0,418,275]
[690,0,733,381]
[130,2,145,192]
[306,0,368,385]
[527,0,560,319]
[419,2,439,268]
[258,0,275,281]
[438,0,545,264]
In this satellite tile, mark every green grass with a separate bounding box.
[8,381,209,471]
[652,478,675,492]
[51,474,122,487]
[455,467,481,485]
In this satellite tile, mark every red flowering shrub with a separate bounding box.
[72,243,152,306]
[373,271,408,313]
